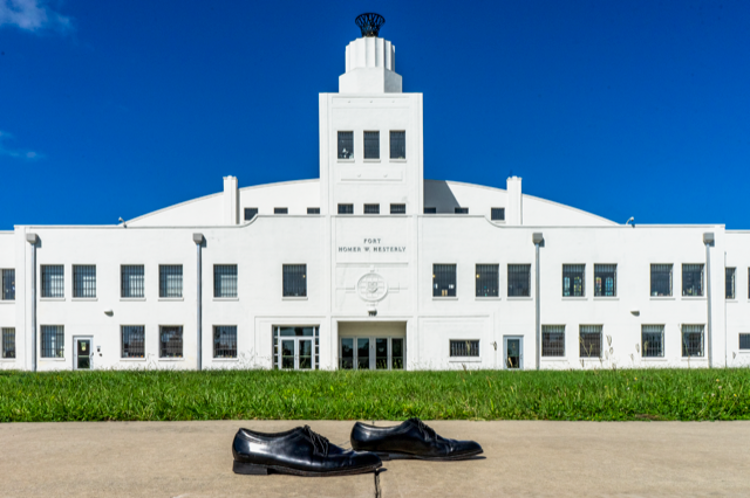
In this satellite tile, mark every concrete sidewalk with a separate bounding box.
[1,420,748,498]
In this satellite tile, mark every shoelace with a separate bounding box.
[302,425,330,457]
[408,418,437,441]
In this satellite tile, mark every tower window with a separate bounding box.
[338,131,353,159]
[364,131,379,159]
[390,131,405,159]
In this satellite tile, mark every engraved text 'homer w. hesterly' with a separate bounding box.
[338,238,406,253]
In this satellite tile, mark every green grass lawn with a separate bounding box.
[1,368,748,422]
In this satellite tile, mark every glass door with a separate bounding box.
[75,338,92,370]
[504,336,523,370]
[298,339,313,370]
[339,337,405,370]
[273,326,319,370]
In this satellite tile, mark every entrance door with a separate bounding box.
[340,337,404,370]
[279,338,314,370]
[504,336,523,370]
[75,337,93,370]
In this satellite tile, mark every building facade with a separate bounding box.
[2,17,750,372]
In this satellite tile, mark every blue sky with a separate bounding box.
[1,0,748,229]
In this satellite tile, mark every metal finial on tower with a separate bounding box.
[355,13,385,37]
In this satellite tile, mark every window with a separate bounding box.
[579,325,602,358]
[73,265,96,298]
[214,325,237,358]
[562,264,585,297]
[283,264,307,297]
[364,204,380,214]
[274,207,288,214]
[450,340,479,357]
[338,131,353,159]
[41,265,64,298]
[364,131,379,159]
[390,204,406,214]
[338,204,353,215]
[121,325,145,358]
[2,328,15,359]
[244,208,258,221]
[739,334,750,350]
[726,267,736,299]
[641,325,664,357]
[159,265,183,298]
[214,265,238,298]
[650,264,672,297]
[455,207,468,214]
[41,325,64,358]
[307,207,320,214]
[491,208,505,221]
[424,207,436,214]
[475,264,499,297]
[542,325,565,357]
[1,269,14,300]
[390,130,405,159]
[160,326,183,358]
[682,324,704,357]
[121,265,145,298]
[682,264,704,296]
[508,264,531,297]
[433,264,456,297]
[594,264,617,297]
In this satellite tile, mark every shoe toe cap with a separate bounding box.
[351,450,383,470]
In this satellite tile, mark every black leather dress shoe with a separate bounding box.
[350,418,483,461]
[232,425,382,476]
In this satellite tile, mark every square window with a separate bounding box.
[739,333,750,350]
[338,131,354,159]
[650,264,672,297]
[726,267,736,299]
[364,131,379,159]
[244,207,258,221]
[41,265,64,298]
[682,264,704,296]
[433,264,456,297]
[214,265,238,298]
[390,130,406,159]
[641,325,664,357]
[121,265,145,298]
[338,204,354,214]
[475,264,499,297]
[424,207,437,214]
[283,264,307,297]
[455,207,468,214]
[121,325,145,358]
[542,325,565,357]
[594,264,617,297]
[159,265,183,298]
[682,324,704,357]
[73,265,96,298]
[1,269,15,300]
[41,325,64,358]
[579,325,602,358]
[562,264,585,297]
[491,208,505,221]
[364,204,380,214]
[390,204,406,214]
[160,326,183,358]
[307,207,320,214]
[214,325,237,358]
[274,207,288,214]
[1,328,15,359]
[450,340,479,357]
[508,264,531,297]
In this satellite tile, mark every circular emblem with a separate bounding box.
[356,271,388,302]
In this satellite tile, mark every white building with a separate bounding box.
[2,14,749,372]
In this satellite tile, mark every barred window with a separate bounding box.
[433,264,456,297]
[579,325,602,358]
[2,328,15,359]
[682,264,704,297]
[121,265,145,298]
[508,264,531,297]
[562,264,585,297]
[73,265,96,298]
[542,325,565,357]
[160,326,183,358]
[41,265,64,298]
[390,204,406,214]
[338,131,353,159]
[1,269,15,300]
[455,207,468,214]
[641,325,664,357]
[41,325,64,358]
[283,264,307,297]
[726,267,736,299]
[476,264,499,297]
[307,207,320,214]
[364,204,380,214]
[274,207,288,214]
[682,324,704,357]
[650,264,672,297]
[214,265,238,298]
[244,207,258,221]
[121,325,145,358]
[390,130,405,159]
[450,340,479,357]
[214,325,237,358]
[739,333,750,350]
[594,264,617,297]
[159,265,183,298]
[364,131,379,159]
[338,203,353,214]
[491,208,505,221]
[424,207,437,214]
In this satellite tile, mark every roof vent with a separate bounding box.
[355,13,385,37]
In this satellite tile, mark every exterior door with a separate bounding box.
[279,338,313,370]
[75,337,93,370]
[504,336,523,370]
[339,337,404,370]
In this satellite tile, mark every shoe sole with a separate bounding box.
[233,460,382,477]
[373,449,483,461]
